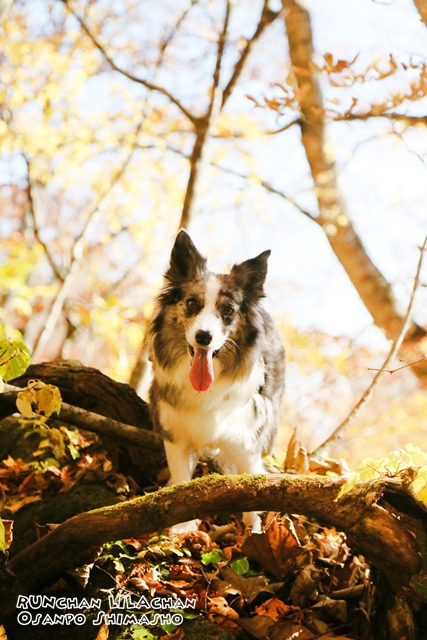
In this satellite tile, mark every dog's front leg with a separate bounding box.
[163,440,201,534]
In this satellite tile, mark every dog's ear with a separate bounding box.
[230,250,271,299]
[165,229,207,283]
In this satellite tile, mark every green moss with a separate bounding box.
[183,617,235,640]
[410,574,427,601]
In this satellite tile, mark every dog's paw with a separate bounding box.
[168,519,201,535]
[242,511,262,533]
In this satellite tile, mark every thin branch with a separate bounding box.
[222,0,280,107]
[61,0,200,126]
[157,0,199,62]
[23,156,63,282]
[32,119,145,360]
[265,117,301,135]
[179,0,231,229]
[331,112,427,126]
[2,383,161,450]
[367,355,427,374]
[311,234,427,456]
[212,162,316,221]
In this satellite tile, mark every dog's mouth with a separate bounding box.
[187,344,220,393]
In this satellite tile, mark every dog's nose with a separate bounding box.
[195,330,212,346]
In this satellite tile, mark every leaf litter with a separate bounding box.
[0,419,378,639]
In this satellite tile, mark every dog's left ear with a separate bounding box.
[165,229,207,283]
[230,250,271,298]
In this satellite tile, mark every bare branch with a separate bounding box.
[61,0,200,126]
[312,235,427,456]
[2,383,161,450]
[32,119,145,360]
[331,112,427,126]
[222,0,280,107]
[265,117,301,134]
[212,161,315,221]
[367,355,427,374]
[23,156,63,282]
[157,0,199,62]
[179,0,231,229]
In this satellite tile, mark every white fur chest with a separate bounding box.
[154,357,265,455]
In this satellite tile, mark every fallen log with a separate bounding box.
[0,472,425,618]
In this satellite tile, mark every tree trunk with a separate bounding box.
[282,0,427,380]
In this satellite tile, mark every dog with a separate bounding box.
[148,230,285,531]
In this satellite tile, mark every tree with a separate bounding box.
[1,0,427,381]
[2,3,427,635]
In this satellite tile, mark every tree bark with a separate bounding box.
[282,0,427,380]
[0,472,425,618]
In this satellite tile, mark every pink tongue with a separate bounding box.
[189,348,214,392]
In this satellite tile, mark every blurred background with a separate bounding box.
[1,0,427,466]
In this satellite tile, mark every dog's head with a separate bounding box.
[157,229,270,392]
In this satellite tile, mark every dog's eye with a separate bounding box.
[222,304,235,317]
[186,298,198,313]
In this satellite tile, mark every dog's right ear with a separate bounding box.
[165,229,207,283]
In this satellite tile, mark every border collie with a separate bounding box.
[148,230,285,531]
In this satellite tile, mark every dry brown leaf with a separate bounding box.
[207,595,239,631]
[255,598,297,622]
[219,565,283,603]
[241,515,301,578]
[290,564,320,607]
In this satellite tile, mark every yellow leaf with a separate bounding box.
[37,384,62,417]
[4,496,42,514]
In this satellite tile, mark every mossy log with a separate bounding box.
[1,472,426,618]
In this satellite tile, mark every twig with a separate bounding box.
[178,0,231,229]
[61,0,200,126]
[311,234,427,456]
[32,119,145,359]
[23,156,63,282]
[221,0,280,107]
[367,355,427,374]
[211,162,316,221]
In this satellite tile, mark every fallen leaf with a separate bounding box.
[207,596,239,631]
[290,564,320,607]
[241,515,301,578]
[3,495,42,513]
[255,598,297,622]
[219,565,282,603]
